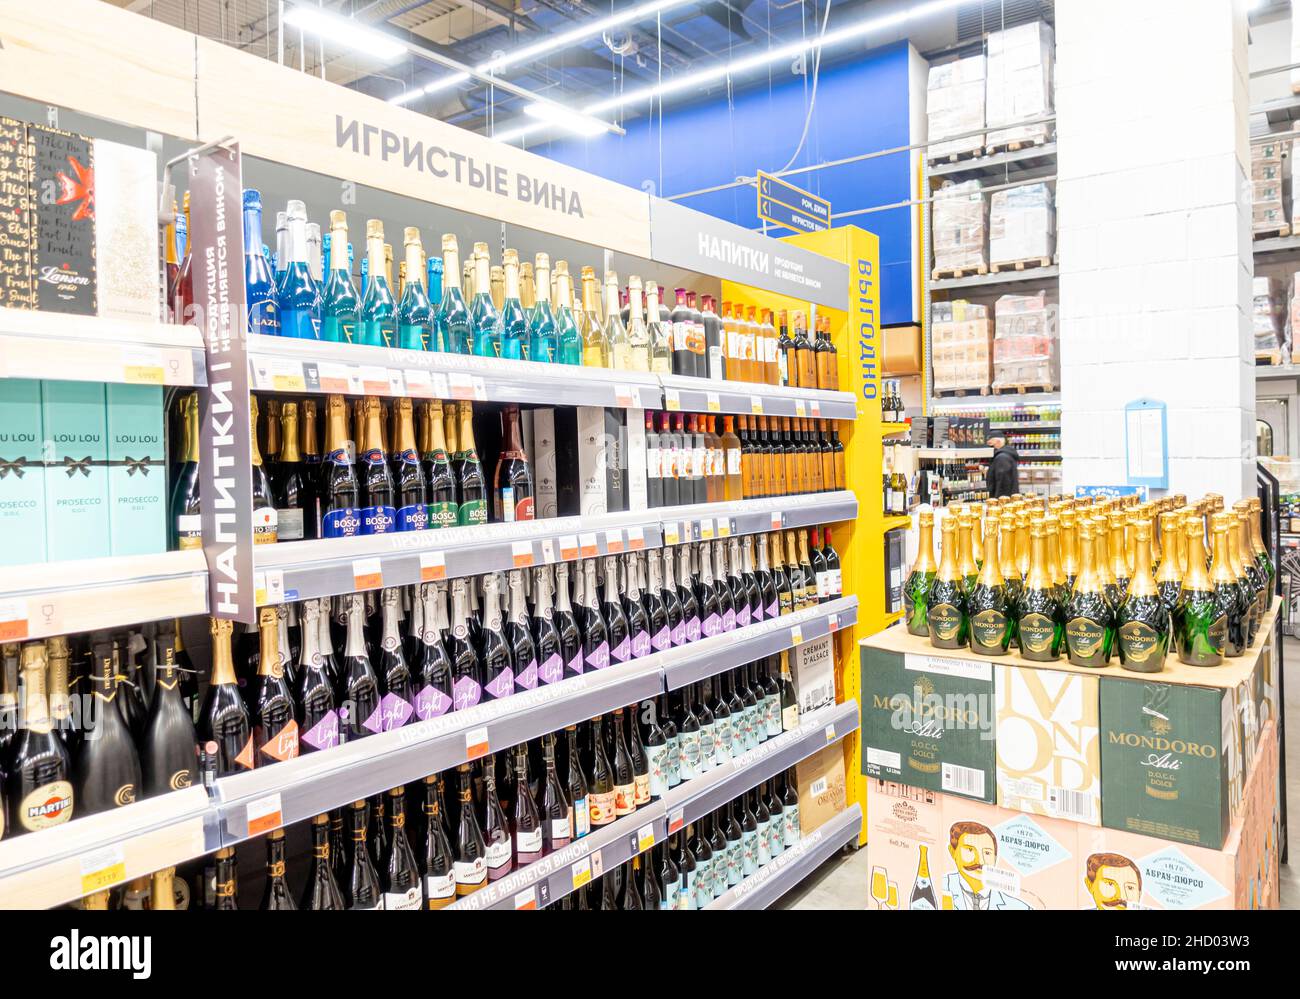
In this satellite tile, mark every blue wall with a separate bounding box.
[531,40,916,325]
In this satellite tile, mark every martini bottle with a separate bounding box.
[1018,521,1063,661]
[967,514,1012,656]
[499,249,527,360]
[397,227,432,350]
[470,242,500,358]
[553,262,584,365]
[903,509,938,636]
[1209,513,1247,658]
[528,253,560,363]
[359,219,397,347]
[925,517,968,650]
[1116,519,1169,673]
[1173,515,1223,666]
[1064,522,1114,667]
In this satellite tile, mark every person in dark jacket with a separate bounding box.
[987,437,1020,498]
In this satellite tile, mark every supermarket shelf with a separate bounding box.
[0,550,209,641]
[880,422,911,435]
[1000,421,1060,429]
[0,787,216,910]
[929,265,1058,292]
[1253,233,1300,257]
[209,655,665,846]
[657,491,858,542]
[882,514,912,532]
[0,307,207,387]
[247,333,662,410]
[660,374,856,421]
[931,390,1060,410]
[705,803,862,909]
[661,596,858,691]
[450,803,666,910]
[1020,450,1061,458]
[1256,364,1300,382]
[928,142,1057,178]
[662,701,858,832]
[915,447,994,459]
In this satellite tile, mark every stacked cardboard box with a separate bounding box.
[926,55,985,160]
[1254,275,1283,358]
[1251,135,1287,236]
[932,179,987,275]
[988,182,1055,266]
[985,21,1054,150]
[992,291,1057,389]
[931,300,993,393]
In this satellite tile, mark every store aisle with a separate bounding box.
[779,634,1300,911]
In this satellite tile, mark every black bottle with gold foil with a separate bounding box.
[1018,521,1063,661]
[926,517,968,650]
[1064,521,1114,668]
[1209,513,1247,658]
[1232,510,1263,645]
[1173,517,1223,667]
[967,514,1013,656]
[1115,519,1169,673]
[903,509,938,637]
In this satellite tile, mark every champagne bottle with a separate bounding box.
[251,607,298,764]
[454,402,488,526]
[319,395,362,537]
[276,200,321,340]
[1064,521,1115,668]
[968,512,1013,657]
[397,227,432,350]
[170,392,202,550]
[908,845,938,910]
[340,594,382,738]
[420,776,455,909]
[445,577,482,711]
[213,847,239,910]
[1116,518,1170,673]
[480,573,516,700]
[551,562,583,679]
[579,558,610,670]
[249,397,279,544]
[141,632,198,796]
[1209,512,1247,658]
[999,513,1022,607]
[321,211,359,343]
[481,757,513,881]
[242,189,281,336]
[380,786,422,909]
[150,867,178,910]
[419,401,458,530]
[346,800,382,909]
[411,581,453,720]
[73,637,142,816]
[375,588,415,730]
[302,813,345,910]
[926,517,968,649]
[259,828,297,910]
[296,599,340,751]
[586,714,617,827]
[5,643,74,834]
[435,235,471,354]
[453,764,487,896]
[1018,521,1063,661]
[1233,509,1264,643]
[359,219,397,347]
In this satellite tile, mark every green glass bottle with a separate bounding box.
[1018,521,1063,661]
[1059,509,1080,592]
[955,510,979,598]
[1115,518,1169,673]
[499,249,527,361]
[397,226,431,351]
[967,513,1013,657]
[1244,498,1274,619]
[320,211,359,344]
[998,515,1022,611]
[903,510,938,637]
[553,261,584,366]
[1155,511,1184,613]
[925,517,968,650]
[434,235,471,354]
[1232,510,1263,645]
[1064,521,1114,668]
[469,242,501,358]
[527,253,560,364]
[1209,513,1247,658]
[1106,512,1131,605]
[1172,516,1223,667]
[358,219,397,347]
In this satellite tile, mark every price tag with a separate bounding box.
[828,613,840,632]
[121,347,165,385]
[706,392,721,413]
[448,372,476,400]
[0,597,30,642]
[571,857,593,890]
[360,366,389,395]
[699,519,715,541]
[810,400,822,417]
[637,825,656,853]
[430,373,450,398]
[750,395,764,415]
[419,551,447,582]
[404,368,434,397]
[317,361,351,394]
[626,526,645,550]
[665,388,681,411]
[795,400,807,418]
[579,533,598,558]
[717,519,731,538]
[512,540,535,568]
[388,369,405,396]
[352,558,383,591]
[79,845,126,895]
[513,887,538,910]
[465,726,490,760]
[249,357,272,390]
[667,808,685,834]
[604,530,624,554]
[347,368,365,396]
[790,624,803,646]
[540,539,557,563]
[825,723,837,742]
[246,793,284,836]
[271,357,306,392]
[770,512,783,531]
[254,570,285,606]
[663,523,680,546]
[615,384,634,408]
[559,535,579,561]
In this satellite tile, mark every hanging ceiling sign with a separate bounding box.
[757,171,831,234]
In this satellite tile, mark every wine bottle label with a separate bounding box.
[259,721,300,762]
[457,498,487,526]
[727,447,741,476]
[415,684,452,720]
[767,820,784,858]
[1208,615,1228,653]
[426,872,456,908]
[499,486,514,522]
[363,319,396,347]
[727,841,743,886]
[515,657,538,690]
[486,839,513,879]
[361,503,396,535]
[784,807,800,847]
[652,625,671,652]
[19,780,74,831]
[454,857,487,893]
[766,695,782,736]
[515,827,543,863]
[670,618,686,647]
[672,321,689,350]
[970,609,1009,652]
[660,882,678,910]
[678,871,694,910]
[566,649,584,677]
[613,781,636,816]
[548,818,570,844]
[928,603,963,642]
[702,612,721,638]
[633,771,651,806]
[484,668,515,700]
[571,799,590,838]
[452,676,482,711]
[586,641,610,671]
[539,652,563,685]
[322,316,356,344]
[721,607,735,633]
[648,743,667,798]
[589,789,616,826]
[782,704,799,732]
[699,724,716,770]
[1065,618,1107,662]
[427,500,458,530]
[736,603,751,629]
[1019,612,1057,655]
[715,718,733,762]
[176,514,203,549]
[301,710,341,751]
[756,825,772,867]
[665,735,680,785]
[679,730,701,780]
[767,598,779,619]
[815,570,829,600]
[379,692,414,730]
[322,507,362,537]
[233,735,255,771]
[631,630,651,659]
[611,635,631,664]
[384,886,423,910]
[397,503,428,532]
[695,861,714,908]
[253,505,278,544]
[830,569,842,597]
[709,344,724,379]
[646,446,660,479]
[272,506,304,541]
[1118,620,1163,666]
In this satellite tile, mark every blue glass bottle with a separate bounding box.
[242,189,280,337]
[321,210,360,344]
[554,261,583,366]
[528,252,559,363]
[322,231,331,276]
[469,241,500,358]
[359,219,397,348]
[435,235,471,355]
[499,249,527,361]
[396,227,432,351]
[426,253,445,352]
[275,199,320,339]
[273,210,287,286]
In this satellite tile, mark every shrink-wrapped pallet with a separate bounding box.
[1252,135,1287,236]
[985,21,1054,150]
[927,55,985,160]
[931,300,993,393]
[992,292,1058,390]
[932,180,987,275]
[989,182,1056,266]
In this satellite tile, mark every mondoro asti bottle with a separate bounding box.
[904,509,938,637]
[925,516,968,650]
[1115,518,1169,673]
[966,512,1012,657]
[1173,515,1223,667]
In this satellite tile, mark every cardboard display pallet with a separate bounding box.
[984,134,1051,156]
[927,146,987,165]
[934,385,992,397]
[1253,223,1291,239]
[992,382,1055,395]
[1255,349,1287,366]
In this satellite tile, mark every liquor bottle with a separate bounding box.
[212,848,238,910]
[488,248,524,360]
[490,403,534,523]
[357,220,397,347]
[668,288,695,376]
[251,607,298,764]
[550,261,582,365]
[244,397,278,545]
[339,594,382,738]
[343,800,382,909]
[393,227,432,350]
[1208,512,1246,658]
[926,516,968,649]
[431,235,468,354]
[320,211,360,343]
[1116,518,1169,673]
[201,619,254,775]
[454,402,488,526]
[371,588,413,730]
[1018,521,1064,661]
[1064,521,1115,668]
[697,293,722,380]
[76,639,142,815]
[417,402,457,531]
[520,252,558,362]
[300,814,345,910]
[258,828,297,910]
[4,644,73,834]
[275,200,320,339]
[317,395,361,537]
[479,757,513,882]
[417,776,455,909]
[295,599,340,751]
[169,392,202,551]
[450,764,487,897]
[576,265,607,367]
[967,514,1012,657]
[242,189,281,336]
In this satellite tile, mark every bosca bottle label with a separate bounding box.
[428,499,458,531]
[1019,613,1057,657]
[1065,618,1107,666]
[323,505,362,538]
[928,603,964,644]
[969,610,1009,655]
[21,780,74,831]
[1117,621,1163,670]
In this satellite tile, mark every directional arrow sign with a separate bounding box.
[757,171,830,233]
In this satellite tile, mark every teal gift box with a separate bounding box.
[42,380,110,562]
[106,383,166,556]
[0,380,46,567]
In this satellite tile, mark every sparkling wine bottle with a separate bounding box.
[531,566,564,686]
[300,813,345,910]
[482,757,513,881]
[505,569,538,690]
[346,799,383,909]
[252,606,299,765]
[340,594,382,738]
[141,632,198,796]
[375,588,415,730]
[565,724,590,840]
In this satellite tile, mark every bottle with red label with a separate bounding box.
[494,403,534,523]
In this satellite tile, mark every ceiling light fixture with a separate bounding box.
[521,101,610,137]
[283,5,408,63]
[388,71,473,105]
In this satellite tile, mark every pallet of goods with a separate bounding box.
[992,291,1058,392]
[931,180,988,279]
[1251,136,1289,239]
[988,182,1055,273]
[984,21,1054,153]
[927,54,986,163]
[1254,275,1287,365]
[931,300,992,396]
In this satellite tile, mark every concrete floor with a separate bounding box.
[778,637,1300,910]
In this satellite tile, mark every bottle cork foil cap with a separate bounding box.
[403,226,420,244]
[366,218,383,238]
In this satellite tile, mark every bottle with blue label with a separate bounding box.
[425,251,445,352]
[319,394,361,538]
[528,252,560,363]
[433,234,469,354]
[499,249,527,361]
[359,219,397,347]
[321,211,360,344]
[242,189,280,337]
[358,398,396,535]
[553,261,584,366]
[469,242,501,358]
[390,399,427,532]
[397,227,432,351]
[275,200,320,339]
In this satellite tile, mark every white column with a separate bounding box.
[1056,0,1255,502]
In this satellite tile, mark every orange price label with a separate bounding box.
[352,558,383,591]
[512,540,535,567]
[246,793,284,836]
[559,535,579,561]
[465,726,490,760]
[419,551,447,582]
[604,530,624,554]
[578,533,598,558]
[0,599,29,642]
[626,527,645,551]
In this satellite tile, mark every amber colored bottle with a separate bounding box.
[830,422,846,490]
[792,312,816,388]
[760,418,779,497]
[825,316,839,389]
[779,418,797,494]
[760,309,779,386]
[721,416,743,502]
[703,416,722,504]
[813,317,833,390]
[818,421,836,492]
[776,310,795,387]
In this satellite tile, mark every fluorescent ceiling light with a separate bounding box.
[477,0,693,76]
[388,71,472,105]
[284,5,408,63]
[521,102,609,137]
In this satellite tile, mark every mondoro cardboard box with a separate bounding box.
[861,643,996,803]
[795,743,847,836]
[995,664,1100,825]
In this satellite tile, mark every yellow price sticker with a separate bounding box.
[571,857,593,889]
[637,825,656,852]
[750,396,764,415]
[123,364,165,385]
[795,400,807,418]
[665,389,681,411]
[706,393,721,413]
[79,845,126,895]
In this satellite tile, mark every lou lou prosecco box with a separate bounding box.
[995,664,1101,825]
[861,642,997,803]
[0,379,46,566]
